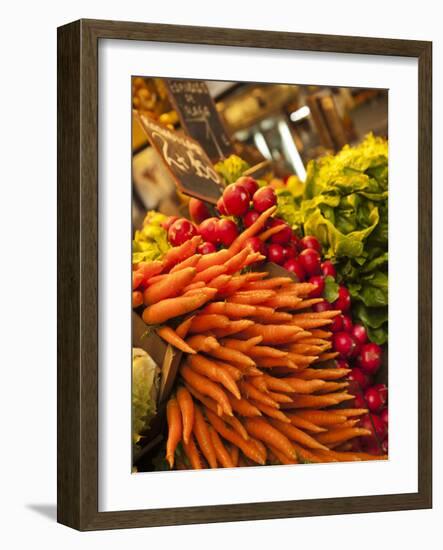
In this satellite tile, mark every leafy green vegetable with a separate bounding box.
[132,348,159,444]
[132,210,170,264]
[277,134,389,343]
[323,276,339,303]
[215,155,250,184]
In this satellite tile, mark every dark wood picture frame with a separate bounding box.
[57,19,432,531]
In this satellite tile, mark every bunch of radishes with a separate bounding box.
[161,176,388,455]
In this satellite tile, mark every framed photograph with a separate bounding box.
[57,19,432,530]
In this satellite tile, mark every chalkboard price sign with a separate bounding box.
[136,112,224,204]
[166,79,234,162]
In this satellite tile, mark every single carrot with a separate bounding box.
[248,375,269,393]
[228,394,262,417]
[170,254,201,273]
[291,318,333,330]
[244,417,296,461]
[202,301,257,318]
[177,386,194,444]
[264,294,302,310]
[292,310,341,321]
[286,352,318,366]
[332,408,369,417]
[196,248,232,272]
[142,290,216,325]
[229,205,277,254]
[316,427,372,446]
[182,280,206,293]
[291,442,322,463]
[250,400,291,423]
[205,409,265,465]
[222,336,263,353]
[268,418,329,450]
[209,426,234,468]
[281,394,340,409]
[187,355,241,399]
[146,273,167,286]
[211,359,243,381]
[242,277,293,291]
[316,381,349,394]
[180,365,232,416]
[285,377,326,394]
[193,264,228,284]
[254,310,294,324]
[268,444,298,465]
[289,343,326,355]
[224,248,250,274]
[132,270,144,290]
[255,357,297,369]
[136,260,164,284]
[229,443,239,466]
[286,413,326,434]
[175,315,195,339]
[283,282,316,296]
[216,275,249,298]
[240,381,279,408]
[314,352,340,363]
[132,291,143,308]
[248,345,288,359]
[293,298,324,310]
[307,329,332,339]
[186,334,220,353]
[162,236,202,271]
[207,345,256,368]
[243,252,266,267]
[295,337,330,346]
[267,391,293,404]
[258,223,287,241]
[211,320,254,338]
[239,324,302,345]
[207,274,231,290]
[193,406,217,468]
[156,326,196,354]
[189,314,230,333]
[262,375,294,393]
[297,368,350,380]
[294,410,348,426]
[228,290,276,305]
[182,435,203,469]
[166,396,182,468]
[143,267,197,305]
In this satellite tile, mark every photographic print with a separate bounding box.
[131,77,389,472]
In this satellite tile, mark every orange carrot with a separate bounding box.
[170,254,201,273]
[268,418,329,450]
[267,391,293,404]
[286,352,318,366]
[268,444,298,465]
[132,291,143,308]
[239,324,302,345]
[244,417,296,461]
[206,274,231,290]
[187,355,240,399]
[186,334,220,353]
[162,236,202,271]
[264,294,302,310]
[229,205,277,254]
[255,357,297,369]
[293,298,324,310]
[254,310,294,324]
[297,368,350,380]
[259,223,287,241]
[250,400,291,423]
[314,352,340,363]
[180,365,232,416]
[193,406,217,468]
[229,443,239,466]
[211,320,254,338]
[175,315,195,339]
[143,267,197,305]
[136,260,164,283]
[228,290,276,305]
[281,394,340,409]
[291,318,333,330]
[240,381,279,408]
[132,270,144,290]
[177,386,194,444]
[332,408,369,417]
[209,426,234,468]
[182,280,206,293]
[248,345,288,359]
[196,248,232,272]
[224,248,250,274]
[156,326,196,354]
[216,275,249,298]
[193,264,227,284]
[189,314,230,333]
[292,442,322,463]
[262,375,294,393]
[166,397,182,468]
[294,410,348,426]
[242,277,293,291]
[284,377,326,394]
[286,413,326,434]
[142,289,217,325]
[292,310,341,321]
[207,345,256,368]
[202,301,257,318]
[316,428,372,446]
[228,394,262,417]
[222,336,263,352]
[182,435,203,469]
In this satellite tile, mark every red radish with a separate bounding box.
[216,196,228,216]
[352,324,368,344]
[298,248,321,275]
[380,407,388,426]
[350,438,362,452]
[290,233,300,249]
[381,437,388,454]
[321,260,336,278]
[330,314,343,333]
[216,218,238,247]
[222,183,250,216]
[364,386,386,412]
[161,215,178,232]
[198,217,220,244]
[244,236,266,255]
[348,367,371,390]
[268,219,292,244]
[267,243,285,265]
[332,331,356,359]
[283,258,306,281]
[244,209,260,228]
[252,187,276,212]
[313,300,331,313]
[333,286,351,311]
[188,198,211,224]
[373,383,388,403]
[197,241,217,255]
[281,244,296,262]
[308,275,325,298]
[168,218,198,246]
[342,314,353,332]
[363,438,381,455]
[357,343,383,374]
[360,413,386,440]
[236,176,259,197]
[299,235,322,253]
[336,359,350,370]
[353,392,367,409]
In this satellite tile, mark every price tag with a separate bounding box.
[166,79,234,161]
[136,112,224,203]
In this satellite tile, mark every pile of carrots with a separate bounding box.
[133,206,387,468]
